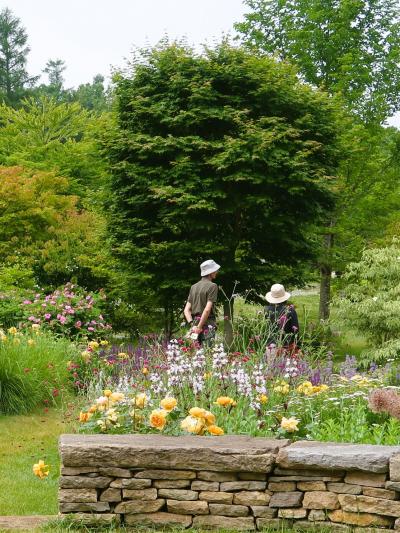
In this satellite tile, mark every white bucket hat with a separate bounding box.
[265,283,291,304]
[201,259,221,277]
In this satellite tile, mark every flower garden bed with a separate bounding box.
[59,434,400,530]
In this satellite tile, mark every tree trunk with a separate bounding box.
[319,232,334,320]
[223,299,234,347]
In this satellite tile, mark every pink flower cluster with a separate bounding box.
[21,283,111,339]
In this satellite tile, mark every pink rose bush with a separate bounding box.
[20,283,111,339]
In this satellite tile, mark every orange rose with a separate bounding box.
[207,425,224,436]
[215,396,236,407]
[149,409,168,431]
[160,397,177,412]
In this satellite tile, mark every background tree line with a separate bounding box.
[0,2,400,338]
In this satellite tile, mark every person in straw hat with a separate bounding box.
[265,283,299,349]
[184,259,221,345]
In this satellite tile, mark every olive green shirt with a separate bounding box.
[187,278,218,320]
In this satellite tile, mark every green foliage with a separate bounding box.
[0,328,75,414]
[335,242,400,362]
[236,0,400,124]
[105,42,344,328]
[0,96,105,191]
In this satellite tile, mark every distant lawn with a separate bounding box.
[0,407,72,515]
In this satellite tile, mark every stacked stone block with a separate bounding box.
[59,435,400,530]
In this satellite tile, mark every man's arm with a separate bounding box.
[184,301,193,324]
[193,301,213,333]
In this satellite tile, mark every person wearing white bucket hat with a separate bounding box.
[265,283,299,349]
[184,259,221,344]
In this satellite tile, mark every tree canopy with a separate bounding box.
[104,42,344,332]
[235,0,400,124]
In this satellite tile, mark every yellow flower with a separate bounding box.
[106,408,118,423]
[189,407,207,418]
[27,339,36,346]
[273,382,290,395]
[281,416,300,433]
[117,352,128,359]
[8,327,17,335]
[0,334,7,342]
[104,389,112,397]
[215,396,236,407]
[259,394,268,404]
[81,350,92,363]
[88,341,99,350]
[160,397,178,412]
[79,411,92,423]
[100,340,109,346]
[181,415,205,434]
[88,404,97,414]
[132,393,148,409]
[110,392,125,403]
[142,367,149,375]
[13,338,21,345]
[203,372,212,379]
[204,411,216,425]
[207,424,224,436]
[33,459,49,479]
[296,381,313,394]
[149,409,168,430]
[312,384,329,394]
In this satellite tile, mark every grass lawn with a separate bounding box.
[0,406,72,515]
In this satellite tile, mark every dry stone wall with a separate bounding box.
[59,435,400,530]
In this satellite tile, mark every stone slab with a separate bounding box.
[58,488,97,503]
[193,515,255,530]
[125,512,192,528]
[269,491,303,508]
[59,475,111,489]
[60,434,288,472]
[327,482,362,494]
[209,503,249,517]
[167,499,209,515]
[114,499,165,514]
[251,506,277,518]
[329,509,393,527]
[59,502,110,513]
[277,441,400,473]
[339,493,400,517]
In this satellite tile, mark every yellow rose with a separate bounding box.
[104,389,112,397]
[274,383,290,394]
[132,393,147,409]
[181,415,205,434]
[296,381,313,394]
[0,334,7,342]
[106,408,118,423]
[189,407,207,418]
[110,392,125,403]
[280,416,300,433]
[204,411,216,425]
[215,396,236,407]
[149,409,168,430]
[160,397,178,412]
[88,404,97,413]
[27,339,36,346]
[8,327,17,335]
[142,367,149,375]
[117,352,128,359]
[33,459,49,479]
[207,424,224,436]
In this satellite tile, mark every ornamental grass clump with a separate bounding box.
[0,325,75,414]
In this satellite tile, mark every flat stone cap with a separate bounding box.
[60,434,289,472]
[277,441,400,473]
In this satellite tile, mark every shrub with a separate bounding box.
[0,326,77,414]
[20,283,112,339]
[335,241,400,363]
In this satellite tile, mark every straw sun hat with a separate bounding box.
[265,283,291,304]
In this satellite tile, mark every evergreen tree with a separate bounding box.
[42,58,66,101]
[0,7,37,105]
